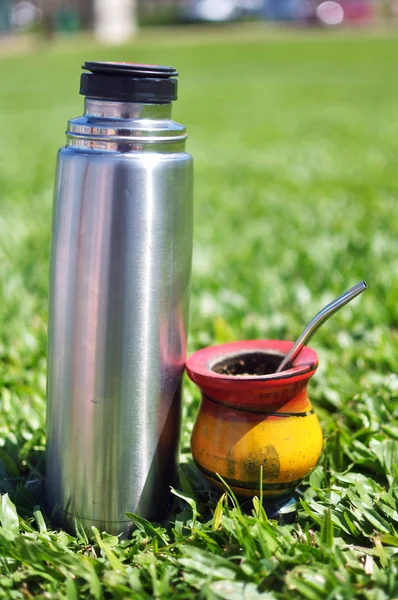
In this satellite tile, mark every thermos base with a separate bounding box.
[47,505,134,538]
[45,490,173,538]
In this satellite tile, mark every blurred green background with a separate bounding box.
[0,28,397,457]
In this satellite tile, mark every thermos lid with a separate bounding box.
[80,61,178,104]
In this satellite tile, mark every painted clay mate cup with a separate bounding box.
[186,340,323,498]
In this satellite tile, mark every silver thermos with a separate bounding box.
[46,62,193,535]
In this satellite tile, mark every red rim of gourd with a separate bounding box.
[186,339,318,396]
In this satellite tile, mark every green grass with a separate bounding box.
[0,25,398,598]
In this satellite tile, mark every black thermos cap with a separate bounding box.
[80,61,178,103]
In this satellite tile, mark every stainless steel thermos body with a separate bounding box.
[46,62,193,535]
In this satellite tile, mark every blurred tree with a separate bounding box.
[79,0,94,28]
[0,0,11,33]
[384,0,398,22]
[38,0,55,38]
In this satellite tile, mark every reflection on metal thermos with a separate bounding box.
[46,62,193,535]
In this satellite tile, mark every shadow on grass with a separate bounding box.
[175,460,297,524]
[0,436,45,519]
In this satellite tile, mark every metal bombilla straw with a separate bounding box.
[276,280,368,373]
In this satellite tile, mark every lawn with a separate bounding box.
[0,25,397,598]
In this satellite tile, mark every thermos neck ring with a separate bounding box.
[66,98,187,153]
[84,98,172,119]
